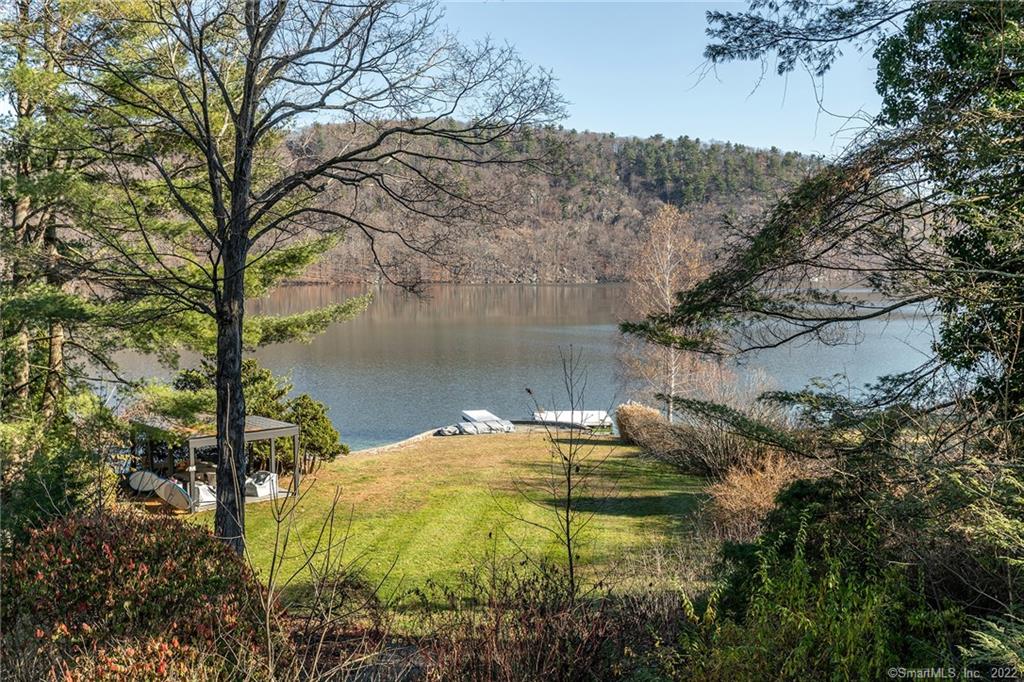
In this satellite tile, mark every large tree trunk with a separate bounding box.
[40,321,64,420]
[7,197,32,414]
[665,348,677,424]
[213,240,248,554]
[214,51,256,551]
[40,220,64,420]
[8,327,31,414]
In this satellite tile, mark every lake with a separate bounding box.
[244,284,934,450]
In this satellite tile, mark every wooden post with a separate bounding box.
[270,438,276,476]
[188,441,196,513]
[292,434,300,493]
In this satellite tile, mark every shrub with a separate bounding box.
[174,357,347,469]
[614,401,661,446]
[670,419,784,480]
[1,444,116,546]
[417,559,681,681]
[704,455,815,542]
[1,400,121,543]
[1,510,269,678]
[287,393,347,465]
[2,632,227,682]
[615,401,693,465]
[616,400,782,478]
[678,520,964,680]
[965,615,1024,675]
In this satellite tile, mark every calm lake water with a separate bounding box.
[243,284,934,450]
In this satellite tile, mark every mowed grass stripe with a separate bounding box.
[194,432,703,595]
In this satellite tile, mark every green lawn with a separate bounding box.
[193,432,703,598]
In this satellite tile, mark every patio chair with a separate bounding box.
[245,471,278,498]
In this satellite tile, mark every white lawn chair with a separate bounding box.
[194,481,217,505]
[245,471,278,498]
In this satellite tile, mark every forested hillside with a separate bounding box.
[301,129,818,284]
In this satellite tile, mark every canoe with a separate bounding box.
[128,470,165,494]
[154,478,192,511]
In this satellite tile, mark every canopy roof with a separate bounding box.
[131,414,299,448]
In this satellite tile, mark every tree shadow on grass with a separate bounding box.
[509,457,703,494]
[502,452,706,540]
[548,492,701,518]
[545,436,627,449]
[536,490,702,539]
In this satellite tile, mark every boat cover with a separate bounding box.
[462,410,501,423]
[245,471,278,498]
[436,418,515,436]
[533,410,611,428]
[194,481,217,505]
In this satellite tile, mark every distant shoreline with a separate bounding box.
[280,279,631,287]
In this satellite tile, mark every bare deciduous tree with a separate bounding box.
[53,0,562,552]
[500,348,615,600]
[619,205,709,421]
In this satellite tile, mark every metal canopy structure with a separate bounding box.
[130,415,301,513]
[185,415,299,448]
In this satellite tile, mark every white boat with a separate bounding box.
[436,409,516,436]
[461,410,500,423]
[461,410,515,432]
[455,421,506,435]
[533,410,611,428]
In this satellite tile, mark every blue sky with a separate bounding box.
[442,2,882,156]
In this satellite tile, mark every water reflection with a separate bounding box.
[249,284,934,450]
[252,285,629,449]
[114,285,935,450]
[252,283,630,325]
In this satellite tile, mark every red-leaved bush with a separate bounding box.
[417,559,685,681]
[1,509,267,678]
